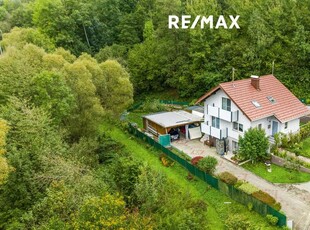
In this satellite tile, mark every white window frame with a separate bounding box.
[212,116,220,129]
[222,97,231,111]
[233,122,243,132]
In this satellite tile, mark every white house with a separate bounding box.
[196,74,310,153]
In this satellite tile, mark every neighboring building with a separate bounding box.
[185,105,204,118]
[196,74,310,153]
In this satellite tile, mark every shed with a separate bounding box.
[143,110,203,139]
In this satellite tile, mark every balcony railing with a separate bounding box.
[201,123,228,139]
[206,105,238,122]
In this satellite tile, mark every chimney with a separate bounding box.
[251,75,260,90]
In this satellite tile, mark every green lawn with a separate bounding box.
[101,123,280,229]
[243,162,310,183]
[126,111,146,128]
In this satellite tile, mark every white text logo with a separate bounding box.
[168,15,240,29]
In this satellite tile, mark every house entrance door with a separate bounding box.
[272,121,278,136]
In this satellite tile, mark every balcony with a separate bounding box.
[201,123,228,139]
[206,105,239,122]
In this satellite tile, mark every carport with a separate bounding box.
[143,110,203,140]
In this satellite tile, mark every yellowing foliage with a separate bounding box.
[0,119,9,155]
[0,119,11,185]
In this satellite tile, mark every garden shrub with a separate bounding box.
[160,154,174,167]
[225,214,253,229]
[196,156,218,174]
[247,202,253,211]
[218,172,238,185]
[300,122,310,139]
[172,149,191,162]
[141,100,166,112]
[266,214,279,226]
[237,182,260,195]
[234,180,244,188]
[281,135,289,148]
[191,156,203,165]
[252,190,276,207]
[273,202,282,211]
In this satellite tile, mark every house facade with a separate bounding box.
[196,75,309,153]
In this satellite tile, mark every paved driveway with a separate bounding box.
[171,139,310,230]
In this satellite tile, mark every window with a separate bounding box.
[267,96,276,104]
[285,122,288,129]
[222,97,231,111]
[258,124,262,130]
[233,122,238,130]
[232,141,239,152]
[212,116,220,128]
[233,122,243,132]
[252,100,261,108]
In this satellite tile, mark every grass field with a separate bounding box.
[101,123,280,229]
[126,111,146,128]
[243,162,310,183]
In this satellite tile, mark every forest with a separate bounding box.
[0,0,308,229]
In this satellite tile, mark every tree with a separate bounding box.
[197,156,218,174]
[100,60,133,116]
[0,98,66,227]
[1,27,55,51]
[63,60,105,139]
[0,44,45,100]
[72,193,128,230]
[134,164,167,214]
[0,119,10,185]
[238,127,269,163]
[29,71,76,125]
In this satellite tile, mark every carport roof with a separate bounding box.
[143,110,202,128]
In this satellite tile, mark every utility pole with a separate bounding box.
[272,60,275,75]
[232,67,235,82]
[232,67,236,87]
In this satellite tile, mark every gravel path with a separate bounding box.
[172,139,310,230]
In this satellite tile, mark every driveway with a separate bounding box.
[171,139,310,230]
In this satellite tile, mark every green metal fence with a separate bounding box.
[128,123,287,227]
[128,102,143,112]
[159,100,189,106]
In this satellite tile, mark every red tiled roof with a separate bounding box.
[196,75,309,123]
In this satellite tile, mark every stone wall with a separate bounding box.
[271,155,310,174]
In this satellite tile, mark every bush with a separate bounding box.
[300,122,310,139]
[225,214,253,229]
[247,202,253,211]
[172,149,191,162]
[197,156,218,174]
[266,214,279,226]
[237,182,260,195]
[191,156,203,165]
[252,190,276,207]
[281,135,289,148]
[234,180,244,188]
[238,128,269,163]
[160,154,174,167]
[141,100,166,112]
[218,172,238,185]
[273,202,282,211]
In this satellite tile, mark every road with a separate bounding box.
[172,139,310,230]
